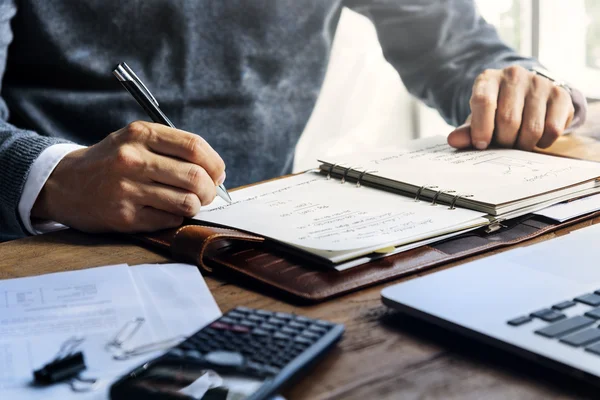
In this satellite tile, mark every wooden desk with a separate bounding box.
[2,132,600,399]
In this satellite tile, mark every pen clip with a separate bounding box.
[113,62,159,107]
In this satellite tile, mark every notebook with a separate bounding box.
[193,136,600,270]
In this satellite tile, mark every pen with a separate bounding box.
[112,62,232,204]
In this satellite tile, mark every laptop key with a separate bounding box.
[507,316,532,326]
[560,328,600,347]
[530,308,566,322]
[535,315,595,338]
[586,342,600,356]
[574,293,600,307]
[552,301,577,311]
[585,307,600,320]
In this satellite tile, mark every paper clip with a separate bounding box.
[33,336,101,393]
[106,317,187,360]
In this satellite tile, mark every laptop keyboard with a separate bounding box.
[507,290,600,355]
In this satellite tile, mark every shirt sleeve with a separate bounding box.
[18,144,85,235]
[344,0,543,126]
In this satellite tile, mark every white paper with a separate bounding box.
[0,263,222,400]
[195,172,487,253]
[323,136,600,206]
[533,193,600,222]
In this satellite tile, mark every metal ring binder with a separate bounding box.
[327,163,343,180]
[449,193,474,210]
[341,166,359,184]
[431,189,456,206]
[414,185,438,202]
[356,169,377,187]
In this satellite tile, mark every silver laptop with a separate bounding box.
[382,223,600,385]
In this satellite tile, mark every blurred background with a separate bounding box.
[294,0,600,171]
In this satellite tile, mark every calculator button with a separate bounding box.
[180,342,196,350]
[247,314,264,323]
[275,312,293,320]
[301,331,321,340]
[211,321,232,330]
[234,306,252,314]
[308,324,328,334]
[294,336,313,345]
[219,317,237,325]
[274,331,291,340]
[239,320,258,328]
[295,316,311,323]
[204,351,245,368]
[288,321,306,330]
[260,323,278,331]
[314,320,333,328]
[228,311,246,319]
[281,327,299,335]
[232,325,251,333]
[256,310,274,317]
[267,317,285,326]
[251,328,269,337]
[185,350,203,360]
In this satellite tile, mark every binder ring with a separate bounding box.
[341,166,360,184]
[431,189,456,206]
[414,185,438,202]
[326,163,344,180]
[356,169,378,188]
[449,193,474,210]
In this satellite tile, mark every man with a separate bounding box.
[0,0,586,241]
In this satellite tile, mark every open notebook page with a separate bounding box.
[194,172,488,262]
[320,136,600,212]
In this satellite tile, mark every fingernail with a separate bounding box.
[474,141,488,150]
[216,171,226,185]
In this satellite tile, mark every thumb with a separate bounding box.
[447,116,473,149]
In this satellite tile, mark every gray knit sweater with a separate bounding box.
[0,0,539,240]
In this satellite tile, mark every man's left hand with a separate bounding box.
[447,65,574,151]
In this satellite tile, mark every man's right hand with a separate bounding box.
[31,121,226,233]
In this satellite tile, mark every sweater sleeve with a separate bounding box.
[344,0,543,127]
[0,1,70,241]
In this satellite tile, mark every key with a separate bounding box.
[575,293,600,307]
[535,316,595,338]
[530,308,565,322]
[585,307,600,320]
[552,301,576,311]
[507,316,532,326]
[560,328,600,347]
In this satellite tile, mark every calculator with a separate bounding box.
[110,307,345,400]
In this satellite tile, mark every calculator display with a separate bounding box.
[129,360,267,399]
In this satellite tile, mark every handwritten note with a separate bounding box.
[196,173,486,253]
[322,136,600,206]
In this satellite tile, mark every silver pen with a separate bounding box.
[113,62,232,204]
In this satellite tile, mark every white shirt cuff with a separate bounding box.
[18,143,86,235]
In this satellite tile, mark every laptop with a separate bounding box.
[381,223,600,385]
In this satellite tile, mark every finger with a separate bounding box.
[145,153,217,202]
[537,86,575,149]
[125,121,226,182]
[133,207,184,232]
[138,182,203,217]
[516,92,547,151]
[469,70,501,150]
[447,123,472,149]
[495,66,529,147]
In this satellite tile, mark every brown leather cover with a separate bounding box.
[135,210,600,303]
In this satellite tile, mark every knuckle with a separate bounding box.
[180,193,200,216]
[531,74,550,92]
[524,120,545,139]
[544,121,562,140]
[550,85,568,100]
[470,93,496,109]
[199,185,217,207]
[115,204,136,227]
[497,109,521,128]
[503,65,527,83]
[124,121,150,141]
[186,165,204,192]
[186,135,205,158]
[114,146,142,169]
